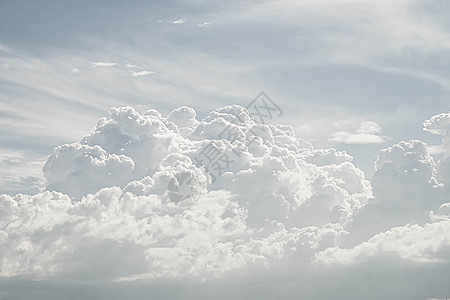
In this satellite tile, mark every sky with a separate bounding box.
[1,0,450,299]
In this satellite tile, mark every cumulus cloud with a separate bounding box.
[347,139,446,244]
[314,218,450,265]
[329,121,386,144]
[0,104,374,281]
[43,143,135,199]
[2,104,450,300]
[315,196,450,266]
[320,135,450,262]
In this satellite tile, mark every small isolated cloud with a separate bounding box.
[71,68,79,74]
[1,64,8,69]
[198,22,211,27]
[126,63,137,68]
[357,121,381,135]
[329,121,386,144]
[131,70,155,77]
[172,18,186,24]
[91,62,118,67]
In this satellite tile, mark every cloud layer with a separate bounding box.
[2,106,450,299]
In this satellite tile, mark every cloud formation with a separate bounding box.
[198,22,211,27]
[92,62,118,67]
[131,70,155,77]
[1,104,372,280]
[424,112,450,136]
[329,121,386,144]
[2,105,450,299]
[172,18,187,24]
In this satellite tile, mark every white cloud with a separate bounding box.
[2,0,450,296]
[2,104,450,300]
[71,67,79,74]
[131,70,155,77]
[315,215,450,265]
[423,112,450,183]
[357,121,381,135]
[329,131,385,144]
[346,139,446,243]
[43,143,135,199]
[314,135,450,268]
[0,104,374,280]
[172,18,187,24]
[329,121,386,144]
[428,144,444,155]
[126,63,137,68]
[91,62,118,67]
[198,22,211,27]
[424,112,450,136]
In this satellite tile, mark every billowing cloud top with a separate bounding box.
[2,106,450,296]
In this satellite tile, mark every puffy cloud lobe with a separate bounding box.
[43,144,135,199]
[321,135,450,263]
[185,105,370,228]
[167,106,199,137]
[347,140,445,244]
[82,106,179,178]
[372,140,440,207]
